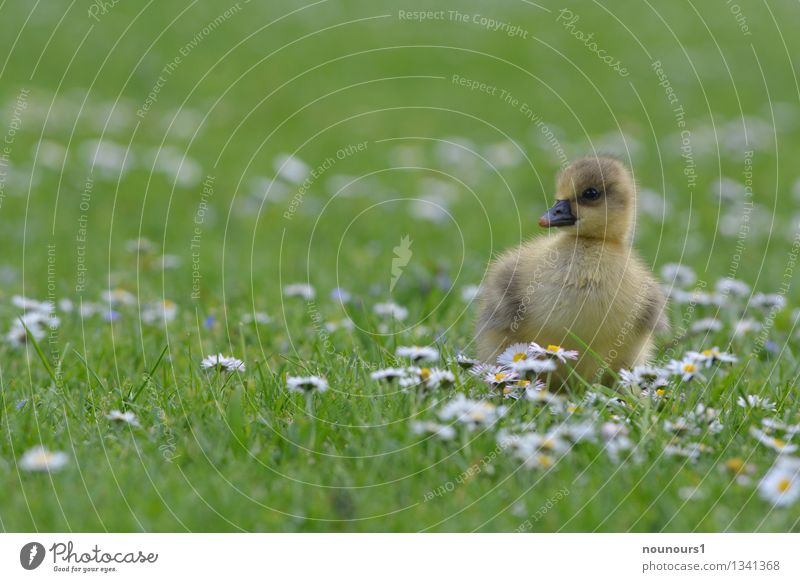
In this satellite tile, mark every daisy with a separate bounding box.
[460,284,481,302]
[734,318,762,337]
[240,312,273,325]
[762,418,800,436]
[619,365,669,389]
[274,153,310,184]
[476,365,518,386]
[686,347,738,368]
[497,343,533,366]
[396,345,439,363]
[12,295,54,313]
[737,394,777,411]
[370,367,408,382]
[667,358,705,382]
[690,318,723,333]
[286,375,329,394]
[200,353,246,373]
[455,353,480,369]
[510,357,558,378]
[437,394,506,430]
[750,427,798,454]
[19,446,69,472]
[758,457,800,506]
[101,288,137,306]
[661,263,696,287]
[373,302,409,321]
[140,300,178,324]
[411,421,456,440]
[750,292,786,312]
[421,368,455,390]
[524,387,564,407]
[106,410,141,427]
[283,283,315,300]
[663,443,704,462]
[530,342,579,363]
[715,278,750,298]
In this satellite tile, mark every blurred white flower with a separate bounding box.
[396,345,439,363]
[737,394,776,411]
[274,153,309,184]
[758,457,800,507]
[411,421,456,440]
[286,375,328,393]
[660,263,696,287]
[201,353,245,373]
[438,394,506,430]
[19,446,69,473]
[106,410,141,427]
[283,283,315,300]
[373,302,409,321]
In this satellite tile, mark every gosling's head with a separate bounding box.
[539,156,636,243]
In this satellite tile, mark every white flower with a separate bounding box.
[715,278,750,298]
[438,394,506,430]
[455,354,480,369]
[286,375,328,393]
[101,288,137,306]
[373,302,409,321]
[126,237,157,254]
[737,394,777,411]
[396,345,439,363]
[497,343,533,366]
[370,367,408,382]
[667,358,705,382]
[411,421,456,440]
[12,295,54,313]
[758,457,800,506]
[690,318,723,333]
[240,312,273,325]
[750,292,786,312]
[201,353,246,373]
[273,153,309,184]
[19,446,69,472]
[475,365,518,386]
[141,300,178,324]
[685,347,738,368]
[619,365,669,389]
[106,410,141,427]
[734,318,762,337]
[510,357,558,377]
[460,284,481,302]
[530,342,579,363]
[421,368,455,390]
[283,283,315,300]
[663,443,704,462]
[750,427,798,454]
[661,263,696,287]
[524,387,564,408]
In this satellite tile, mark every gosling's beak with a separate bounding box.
[538,199,577,227]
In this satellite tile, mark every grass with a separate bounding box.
[1,0,799,531]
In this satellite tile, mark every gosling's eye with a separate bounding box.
[581,187,601,201]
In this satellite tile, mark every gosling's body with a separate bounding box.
[476,156,666,384]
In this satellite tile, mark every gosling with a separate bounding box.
[475,155,667,384]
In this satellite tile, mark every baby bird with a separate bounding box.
[476,155,667,384]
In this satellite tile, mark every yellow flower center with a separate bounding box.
[773,438,786,449]
[420,368,431,379]
[725,458,744,473]
[656,389,666,397]
[546,345,561,352]
[683,363,697,373]
[512,352,527,362]
[701,349,716,357]
[778,478,792,493]
[494,373,506,381]
[537,454,554,468]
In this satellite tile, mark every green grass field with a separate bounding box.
[1,1,800,531]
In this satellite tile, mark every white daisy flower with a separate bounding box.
[373,302,409,321]
[715,278,750,298]
[421,368,455,390]
[762,418,800,436]
[690,318,723,334]
[19,446,69,473]
[12,295,54,313]
[455,354,480,369]
[101,288,137,306]
[460,284,481,302]
[140,300,178,324]
[324,318,355,333]
[619,365,670,389]
[661,263,696,287]
[530,342,579,363]
[667,358,705,382]
[663,443,705,462]
[510,357,558,377]
[125,237,157,254]
[437,394,506,430]
[524,386,564,407]
[240,312,273,325]
[283,283,315,300]
[286,375,329,394]
[750,427,798,454]
[758,457,800,506]
[750,292,786,312]
[273,153,310,184]
[396,345,439,363]
[370,367,408,382]
[497,343,533,366]
[737,394,777,411]
[201,353,246,373]
[734,318,762,337]
[476,365,518,386]
[411,421,456,440]
[686,347,738,368]
[106,410,141,427]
